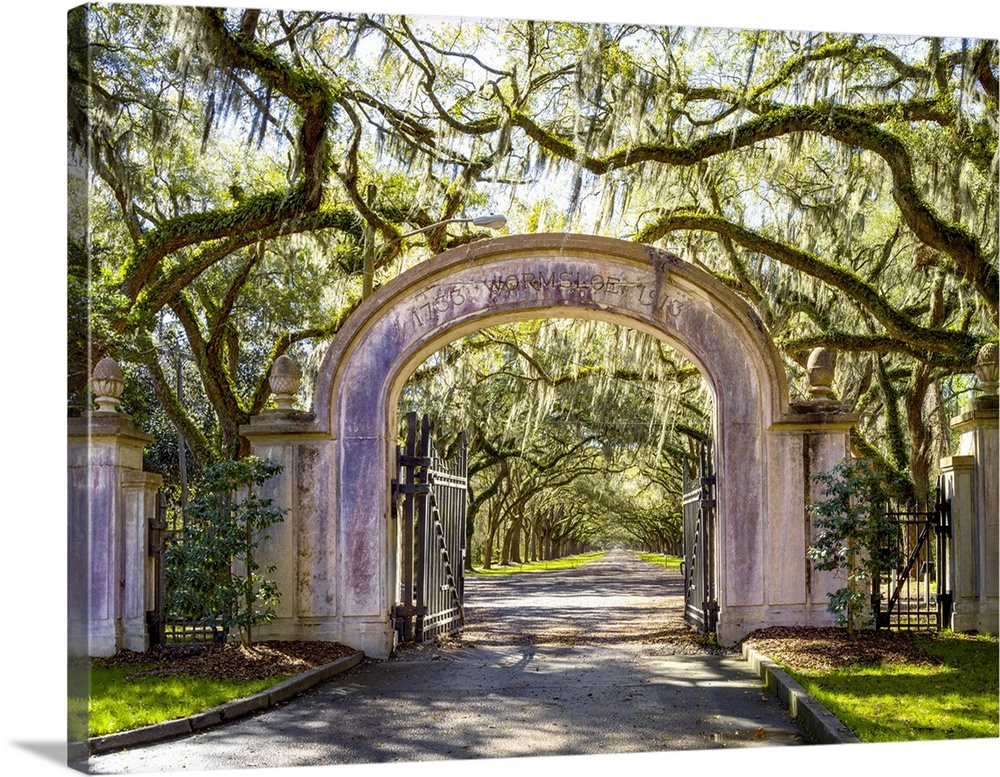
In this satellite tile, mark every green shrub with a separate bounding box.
[806,457,906,633]
[166,457,287,646]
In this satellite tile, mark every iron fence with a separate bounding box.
[872,475,952,631]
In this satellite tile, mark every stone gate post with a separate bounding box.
[756,348,858,640]
[240,356,344,645]
[68,358,162,656]
[942,344,998,634]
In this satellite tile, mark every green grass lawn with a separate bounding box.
[785,631,999,742]
[85,666,289,737]
[470,551,605,575]
[635,552,683,568]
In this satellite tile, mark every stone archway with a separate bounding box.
[244,234,857,658]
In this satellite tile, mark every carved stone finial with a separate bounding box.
[975,342,999,397]
[268,355,301,410]
[92,357,125,412]
[806,347,840,409]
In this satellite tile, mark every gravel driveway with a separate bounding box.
[86,550,810,774]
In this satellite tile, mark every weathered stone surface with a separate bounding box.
[68,413,161,657]
[295,442,336,619]
[946,403,999,634]
[249,441,298,621]
[338,436,385,617]
[766,432,808,607]
[248,438,340,643]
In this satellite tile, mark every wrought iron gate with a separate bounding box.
[873,475,952,630]
[147,492,231,645]
[393,412,468,643]
[682,440,718,634]
[147,492,168,647]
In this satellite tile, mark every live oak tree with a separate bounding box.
[71,6,997,512]
[69,5,505,459]
[502,25,997,505]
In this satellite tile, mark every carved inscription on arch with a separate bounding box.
[397,261,689,338]
[402,285,469,334]
[481,265,687,321]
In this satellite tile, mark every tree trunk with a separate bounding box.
[906,365,934,508]
[509,515,522,564]
[482,524,497,569]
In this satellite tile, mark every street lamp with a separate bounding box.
[363,212,507,298]
[398,214,508,236]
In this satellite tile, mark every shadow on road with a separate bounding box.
[457,550,704,649]
[85,550,809,774]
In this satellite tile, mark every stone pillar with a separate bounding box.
[241,356,343,645]
[940,455,978,631]
[68,358,162,657]
[943,343,998,634]
[751,348,858,640]
[121,470,162,651]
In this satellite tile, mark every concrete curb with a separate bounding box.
[742,643,860,745]
[86,650,364,755]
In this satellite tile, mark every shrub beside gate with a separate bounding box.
[150,457,287,648]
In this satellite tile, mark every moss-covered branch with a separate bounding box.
[874,354,908,472]
[778,332,969,371]
[637,211,979,362]
[973,40,998,107]
[136,207,362,317]
[119,8,338,305]
[513,104,997,318]
[849,426,905,487]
